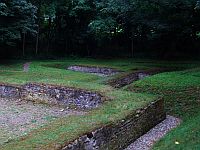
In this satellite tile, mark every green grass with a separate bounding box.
[126,67,200,149]
[1,90,154,150]
[0,58,157,149]
[0,58,200,149]
[153,112,200,150]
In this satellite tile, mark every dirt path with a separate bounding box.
[0,98,84,145]
[23,62,32,72]
[124,115,181,150]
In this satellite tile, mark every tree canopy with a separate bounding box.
[0,0,37,45]
[0,0,200,58]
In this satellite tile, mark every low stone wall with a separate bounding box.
[108,68,169,88]
[21,83,102,109]
[68,65,121,76]
[0,83,103,109]
[62,99,165,150]
[0,84,21,98]
[0,83,165,149]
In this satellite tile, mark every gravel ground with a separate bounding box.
[0,98,84,145]
[68,65,120,77]
[125,115,181,150]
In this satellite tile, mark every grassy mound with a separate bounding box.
[126,67,200,149]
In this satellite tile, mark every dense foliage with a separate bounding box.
[0,0,200,58]
[0,0,37,45]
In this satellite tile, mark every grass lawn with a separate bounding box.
[126,65,200,149]
[0,58,156,150]
[0,58,200,149]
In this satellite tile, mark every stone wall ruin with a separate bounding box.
[68,65,121,76]
[0,83,103,109]
[62,99,165,150]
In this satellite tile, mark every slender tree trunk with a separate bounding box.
[87,44,90,57]
[131,38,134,58]
[65,38,68,54]
[47,40,50,54]
[46,17,52,55]
[35,26,39,55]
[22,32,26,57]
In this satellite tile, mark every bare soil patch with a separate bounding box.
[0,98,84,145]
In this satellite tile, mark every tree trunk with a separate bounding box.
[65,38,68,54]
[87,44,90,57]
[131,38,134,58]
[46,17,52,55]
[35,26,39,55]
[22,32,26,57]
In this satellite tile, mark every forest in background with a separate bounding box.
[1,0,200,59]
